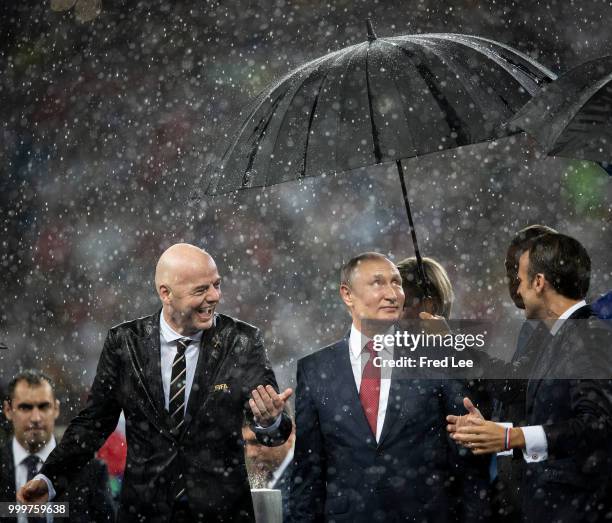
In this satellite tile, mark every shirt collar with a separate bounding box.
[550,300,587,336]
[159,312,204,346]
[12,436,56,468]
[349,324,394,360]
[270,447,294,486]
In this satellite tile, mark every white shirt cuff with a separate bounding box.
[522,425,548,463]
[495,422,514,456]
[254,413,282,433]
[33,473,56,501]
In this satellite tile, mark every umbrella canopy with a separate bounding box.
[509,55,612,165]
[205,26,556,194]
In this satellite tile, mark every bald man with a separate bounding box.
[18,244,293,522]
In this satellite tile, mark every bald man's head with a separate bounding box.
[155,243,212,290]
[156,243,222,334]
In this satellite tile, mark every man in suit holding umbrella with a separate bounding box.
[18,243,293,522]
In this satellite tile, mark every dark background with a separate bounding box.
[1,0,611,423]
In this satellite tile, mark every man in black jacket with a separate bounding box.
[491,224,557,522]
[1,369,114,522]
[450,233,612,522]
[17,243,293,522]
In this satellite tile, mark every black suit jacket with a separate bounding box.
[290,336,491,523]
[522,305,612,522]
[40,312,292,523]
[0,440,114,522]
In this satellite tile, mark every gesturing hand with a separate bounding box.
[446,397,484,435]
[16,479,49,504]
[249,385,293,427]
[450,417,507,455]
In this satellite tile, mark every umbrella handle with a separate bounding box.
[396,159,432,299]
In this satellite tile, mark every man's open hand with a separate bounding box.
[450,418,508,454]
[446,397,484,435]
[249,385,293,427]
[16,479,49,504]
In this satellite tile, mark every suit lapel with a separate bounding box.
[330,338,376,445]
[139,334,166,418]
[377,375,403,447]
[526,307,591,412]
[526,325,553,411]
[181,318,224,438]
[127,313,174,434]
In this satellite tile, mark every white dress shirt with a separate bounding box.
[348,324,393,442]
[14,437,56,522]
[159,312,203,412]
[268,447,294,489]
[521,300,587,463]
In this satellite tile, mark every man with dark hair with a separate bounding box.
[17,244,292,522]
[450,233,612,522]
[526,232,591,299]
[291,252,490,522]
[1,369,114,522]
[504,224,558,311]
[489,224,558,522]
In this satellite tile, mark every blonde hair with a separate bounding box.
[397,257,453,318]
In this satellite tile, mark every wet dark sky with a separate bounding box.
[1,0,611,418]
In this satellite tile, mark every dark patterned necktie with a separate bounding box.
[169,338,190,433]
[23,454,41,481]
[23,455,45,523]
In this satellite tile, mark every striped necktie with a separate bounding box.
[169,338,190,433]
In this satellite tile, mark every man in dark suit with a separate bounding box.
[17,243,293,522]
[489,224,557,522]
[291,252,490,523]
[1,369,114,522]
[450,233,612,522]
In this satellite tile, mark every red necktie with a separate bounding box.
[359,340,381,437]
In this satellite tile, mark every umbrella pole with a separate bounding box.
[395,159,430,296]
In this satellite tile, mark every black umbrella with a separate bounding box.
[509,55,612,170]
[205,22,556,287]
